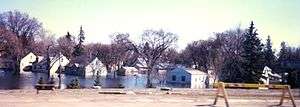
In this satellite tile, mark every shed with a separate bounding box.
[166,67,207,88]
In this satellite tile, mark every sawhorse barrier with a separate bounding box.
[213,82,296,107]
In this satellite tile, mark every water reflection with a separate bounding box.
[0,72,148,89]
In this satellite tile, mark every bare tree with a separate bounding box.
[161,48,180,64]
[133,29,178,87]
[57,32,76,59]
[215,27,246,82]
[94,44,115,72]
[33,31,56,55]
[0,10,44,73]
[0,10,43,52]
[110,33,138,67]
[185,40,211,71]
[0,27,22,72]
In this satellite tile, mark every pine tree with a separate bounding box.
[263,36,276,68]
[278,41,288,62]
[241,21,264,83]
[73,26,85,57]
[94,70,101,86]
[66,32,72,40]
[78,26,85,46]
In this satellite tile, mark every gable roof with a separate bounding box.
[122,66,138,71]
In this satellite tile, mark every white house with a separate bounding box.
[260,66,281,85]
[85,57,107,77]
[166,67,208,89]
[135,58,148,74]
[49,54,69,76]
[20,52,38,73]
[32,53,69,76]
[120,66,139,76]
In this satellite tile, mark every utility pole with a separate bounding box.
[46,45,51,79]
[58,53,62,89]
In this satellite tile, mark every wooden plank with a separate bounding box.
[98,91,127,94]
[213,83,287,89]
[212,82,296,107]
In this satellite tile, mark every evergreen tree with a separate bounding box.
[73,26,85,57]
[66,32,72,40]
[278,41,288,62]
[241,21,264,83]
[263,36,276,68]
[94,70,101,86]
[78,26,85,45]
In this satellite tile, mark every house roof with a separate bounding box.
[171,67,207,75]
[122,66,138,71]
[66,57,105,69]
[136,58,148,68]
[185,68,207,75]
[154,63,174,70]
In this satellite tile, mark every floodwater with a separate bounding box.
[0,71,149,89]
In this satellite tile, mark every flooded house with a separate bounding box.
[20,52,39,73]
[64,57,107,78]
[118,66,139,76]
[0,58,13,72]
[85,57,107,77]
[31,53,69,76]
[166,67,208,89]
[134,58,148,74]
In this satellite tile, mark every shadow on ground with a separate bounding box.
[195,104,216,107]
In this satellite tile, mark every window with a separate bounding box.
[181,76,186,82]
[172,75,176,81]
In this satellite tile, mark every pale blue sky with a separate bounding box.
[0,0,299,50]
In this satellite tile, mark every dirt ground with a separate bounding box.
[0,89,299,107]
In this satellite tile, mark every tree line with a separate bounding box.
[0,11,299,87]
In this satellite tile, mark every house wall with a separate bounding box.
[191,74,207,89]
[85,59,107,78]
[20,53,36,73]
[85,64,107,77]
[166,69,191,85]
[166,68,207,89]
[64,66,85,76]
[50,56,69,76]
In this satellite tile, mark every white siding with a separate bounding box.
[191,74,207,88]
[20,53,36,73]
[85,58,107,77]
[50,55,69,76]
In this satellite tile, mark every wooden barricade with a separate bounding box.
[213,82,296,107]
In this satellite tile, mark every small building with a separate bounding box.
[166,67,207,89]
[20,52,37,73]
[32,53,69,76]
[134,58,148,74]
[118,66,139,76]
[64,57,107,78]
[85,57,107,77]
